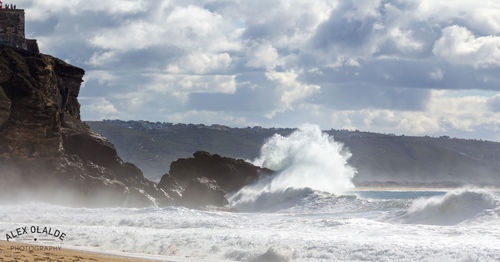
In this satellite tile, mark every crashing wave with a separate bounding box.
[230,124,356,212]
[399,188,500,225]
[229,186,316,212]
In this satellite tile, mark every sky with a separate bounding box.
[17,0,500,141]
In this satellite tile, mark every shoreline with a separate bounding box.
[0,240,154,261]
[0,240,234,262]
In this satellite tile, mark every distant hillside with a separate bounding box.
[87,120,500,187]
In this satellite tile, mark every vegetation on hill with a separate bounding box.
[87,120,500,187]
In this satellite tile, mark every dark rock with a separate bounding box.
[0,46,172,207]
[158,151,273,207]
[157,173,183,202]
[0,86,9,126]
[169,151,273,193]
[181,177,228,207]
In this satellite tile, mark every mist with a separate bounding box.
[229,124,356,210]
[0,166,155,208]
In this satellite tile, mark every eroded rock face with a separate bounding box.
[158,151,273,207]
[0,46,171,207]
[170,151,273,193]
[0,87,9,126]
[181,177,228,208]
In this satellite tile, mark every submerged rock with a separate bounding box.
[0,46,172,207]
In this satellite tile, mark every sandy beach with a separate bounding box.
[0,241,151,262]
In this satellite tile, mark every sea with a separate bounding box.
[1,125,499,261]
[0,188,499,261]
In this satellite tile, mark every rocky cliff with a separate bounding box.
[0,46,172,207]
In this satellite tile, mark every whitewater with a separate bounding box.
[1,125,500,261]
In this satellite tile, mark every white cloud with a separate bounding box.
[167,110,255,127]
[415,0,500,34]
[83,70,116,86]
[89,5,241,53]
[433,25,500,68]
[24,0,147,20]
[147,74,237,102]
[82,97,118,119]
[388,27,423,52]
[325,109,442,135]
[324,90,500,135]
[236,0,334,47]
[265,70,320,115]
[113,91,152,112]
[87,51,117,67]
[245,42,280,70]
[21,0,500,140]
[328,56,361,70]
[167,52,232,74]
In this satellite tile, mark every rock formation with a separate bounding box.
[0,46,171,207]
[158,151,273,207]
[0,45,277,209]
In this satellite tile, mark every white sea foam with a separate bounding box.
[400,188,500,225]
[1,196,500,261]
[230,124,356,211]
[1,124,499,261]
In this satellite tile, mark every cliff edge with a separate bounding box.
[0,46,171,207]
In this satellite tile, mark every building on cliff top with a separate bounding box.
[0,2,39,53]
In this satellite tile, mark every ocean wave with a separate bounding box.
[229,186,409,216]
[229,186,315,212]
[249,248,289,262]
[1,195,500,261]
[230,124,357,212]
[399,188,500,225]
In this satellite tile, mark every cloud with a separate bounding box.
[166,110,256,127]
[388,27,424,52]
[321,90,500,136]
[429,68,444,81]
[24,0,146,20]
[81,97,118,119]
[245,42,280,70]
[415,0,500,34]
[487,95,500,112]
[83,70,116,86]
[166,52,232,74]
[313,0,380,51]
[136,74,238,104]
[17,0,500,141]
[265,70,320,116]
[88,5,241,53]
[433,25,500,68]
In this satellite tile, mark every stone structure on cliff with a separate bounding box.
[0,5,39,53]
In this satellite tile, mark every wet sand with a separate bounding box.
[0,240,151,262]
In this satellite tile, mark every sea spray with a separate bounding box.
[229,124,356,211]
[1,193,499,261]
[400,188,500,225]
